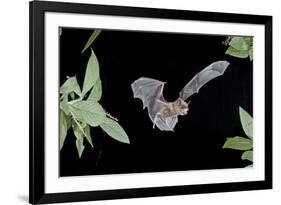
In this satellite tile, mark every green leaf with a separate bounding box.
[72,115,93,149]
[66,114,72,130]
[60,110,68,150]
[88,78,102,102]
[249,47,253,61]
[60,95,71,115]
[84,125,93,147]
[82,49,100,95]
[100,117,130,144]
[241,150,253,162]
[244,37,253,46]
[70,101,106,127]
[226,46,249,58]
[75,138,84,158]
[60,76,82,96]
[223,136,252,150]
[239,107,253,139]
[72,123,85,158]
[229,37,249,51]
[81,30,101,54]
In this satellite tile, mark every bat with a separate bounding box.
[131,60,230,131]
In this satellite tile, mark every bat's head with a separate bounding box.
[175,98,190,116]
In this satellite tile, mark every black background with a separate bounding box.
[59,28,253,177]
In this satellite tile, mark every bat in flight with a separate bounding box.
[131,60,230,131]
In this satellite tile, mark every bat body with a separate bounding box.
[131,60,230,131]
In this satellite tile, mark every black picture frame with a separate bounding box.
[29,0,272,204]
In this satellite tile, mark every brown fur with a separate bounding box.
[160,98,190,118]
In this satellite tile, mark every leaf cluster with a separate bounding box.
[223,107,253,163]
[225,37,253,61]
[60,32,129,158]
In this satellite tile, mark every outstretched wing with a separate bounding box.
[131,77,166,109]
[154,115,178,131]
[179,61,230,100]
[131,77,178,131]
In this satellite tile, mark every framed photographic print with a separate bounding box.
[29,0,272,204]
